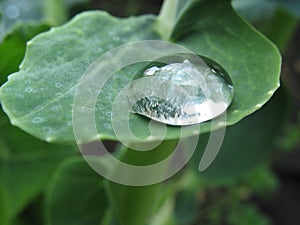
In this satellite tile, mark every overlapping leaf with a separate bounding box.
[0,113,74,225]
[45,157,107,225]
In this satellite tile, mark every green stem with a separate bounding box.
[149,198,176,225]
[43,0,68,26]
[105,140,178,225]
[158,0,180,40]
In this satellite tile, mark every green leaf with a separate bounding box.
[0,11,162,143]
[0,1,281,143]
[0,22,50,83]
[172,0,281,129]
[0,112,75,225]
[190,88,288,186]
[45,157,108,225]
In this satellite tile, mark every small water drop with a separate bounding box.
[268,90,274,95]
[52,105,62,111]
[46,136,54,142]
[55,82,63,88]
[104,123,111,129]
[10,118,18,125]
[43,127,52,133]
[32,117,43,123]
[16,93,24,99]
[128,54,234,125]
[255,104,263,109]
[35,105,43,111]
[25,87,33,93]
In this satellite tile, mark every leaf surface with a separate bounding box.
[0,1,281,143]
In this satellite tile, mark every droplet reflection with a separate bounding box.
[128,54,234,126]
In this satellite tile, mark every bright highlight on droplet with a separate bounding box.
[128,54,234,126]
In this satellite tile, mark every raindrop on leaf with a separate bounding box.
[128,54,234,125]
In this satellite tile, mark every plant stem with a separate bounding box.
[158,0,180,40]
[43,0,68,26]
[105,140,178,225]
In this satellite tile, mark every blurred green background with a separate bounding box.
[0,0,300,225]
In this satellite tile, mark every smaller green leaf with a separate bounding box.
[0,22,50,83]
[45,157,108,225]
[0,109,75,225]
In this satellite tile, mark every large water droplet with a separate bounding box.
[128,54,234,126]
